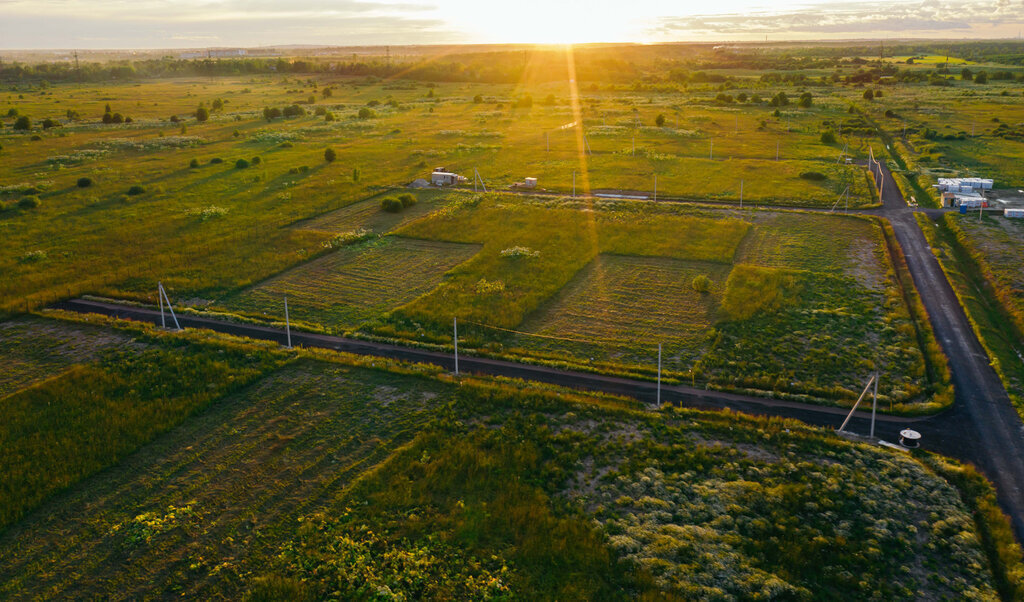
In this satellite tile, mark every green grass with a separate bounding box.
[0,316,139,397]
[298,188,452,235]
[0,322,1014,599]
[514,254,730,364]
[222,236,481,330]
[0,323,286,531]
[916,213,1024,411]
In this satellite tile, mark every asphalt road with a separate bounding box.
[868,158,1024,539]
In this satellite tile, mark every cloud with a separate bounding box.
[650,0,1024,36]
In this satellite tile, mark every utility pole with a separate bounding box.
[710,138,713,160]
[546,131,549,152]
[284,295,292,349]
[453,317,459,375]
[572,171,576,198]
[657,343,662,405]
[870,372,878,438]
[739,180,743,208]
[654,174,657,202]
[776,141,780,161]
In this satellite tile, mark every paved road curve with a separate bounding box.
[869,159,1024,539]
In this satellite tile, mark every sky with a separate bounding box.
[1,0,1023,49]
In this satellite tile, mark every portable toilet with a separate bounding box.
[960,204,968,214]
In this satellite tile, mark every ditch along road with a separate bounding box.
[868,159,1024,539]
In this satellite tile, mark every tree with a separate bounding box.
[863,89,874,100]
[76,177,93,188]
[195,107,210,122]
[473,94,483,104]
[235,158,250,169]
[18,195,40,209]
[263,107,281,121]
[189,158,200,168]
[42,118,59,129]
[398,193,416,208]
[111,113,124,124]
[13,116,30,130]
[104,103,112,113]
[655,114,666,127]
[324,148,337,162]
[974,71,988,84]
[102,112,114,124]
[820,131,837,144]
[322,87,332,98]
[797,92,813,108]
[691,275,710,293]
[380,197,403,212]
[212,98,224,111]
[961,68,973,81]
[357,107,375,119]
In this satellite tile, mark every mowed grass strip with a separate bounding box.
[0,359,449,599]
[393,195,748,328]
[299,189,451,235]
[514,255,729,363]
[225,236,481,330]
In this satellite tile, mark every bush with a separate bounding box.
[357,107,376,119]
[76,177,93,188]
[473,94,483,103]
[314,106,327,116]
[797,92,812,108]
[324,111,336,122]
[251,156,261,165]
[235,158,250,169]
[189,158,200,168]
[263,107,281,121]
[799,171,827,181]
[398,193,417,208]
[18,195,41,209]
[282,105,305,118]
[195,107,209,122]
[820,131,837,144]
[279,141,294,148]
[42,118,59,129]
[111,113,124,124]
[210,157,224,164]
[127,185,146,195]
[13,116,30,130]
[655,114,666,127]
[974,71,989,84]
[863,89,874,100]
[352,168,360,182]
[102,112,113,124]
[381,197,403,212]
[322,148,336,163]
[691,274,711,293]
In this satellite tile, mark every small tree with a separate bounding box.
[13,116,30,130]
[19,195,41,209]
[352,168,360,182]
[655,113,666,127]
[195,106,210,122]
[189,158,200,168]
[863,89,874,100]
[324,148,337,162]
[961,68,973,80]
[473,94,483,104]
[797,92,813,108]
[357,107,375,119]
[42,118,59,129]
[691,274,711,293]
[381,197,403,213]
[398,193,417,208]
[212,98,224,111]
[76,177,93,188]
[820,131,837,144]
[974,71,988,84]
[127,185,146,195]
[235,158,250,169]
[111,113,124,124]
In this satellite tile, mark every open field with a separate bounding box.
[0,316,286,530]
[0,316,141,397]
[224,236,480,330]
[0,320,1017,599]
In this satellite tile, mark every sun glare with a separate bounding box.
[461,3,636,45]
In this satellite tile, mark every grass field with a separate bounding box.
[0,321,1015,599]
[223,236,481,330]
[0,316,142,397]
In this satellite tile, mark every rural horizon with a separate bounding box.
[3,5,1024,599]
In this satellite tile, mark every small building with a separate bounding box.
[941,192,956,208]
[1006,208,1024,219]
[430,171,466,186]
[936,177,994,193]
[956,193,986,208]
